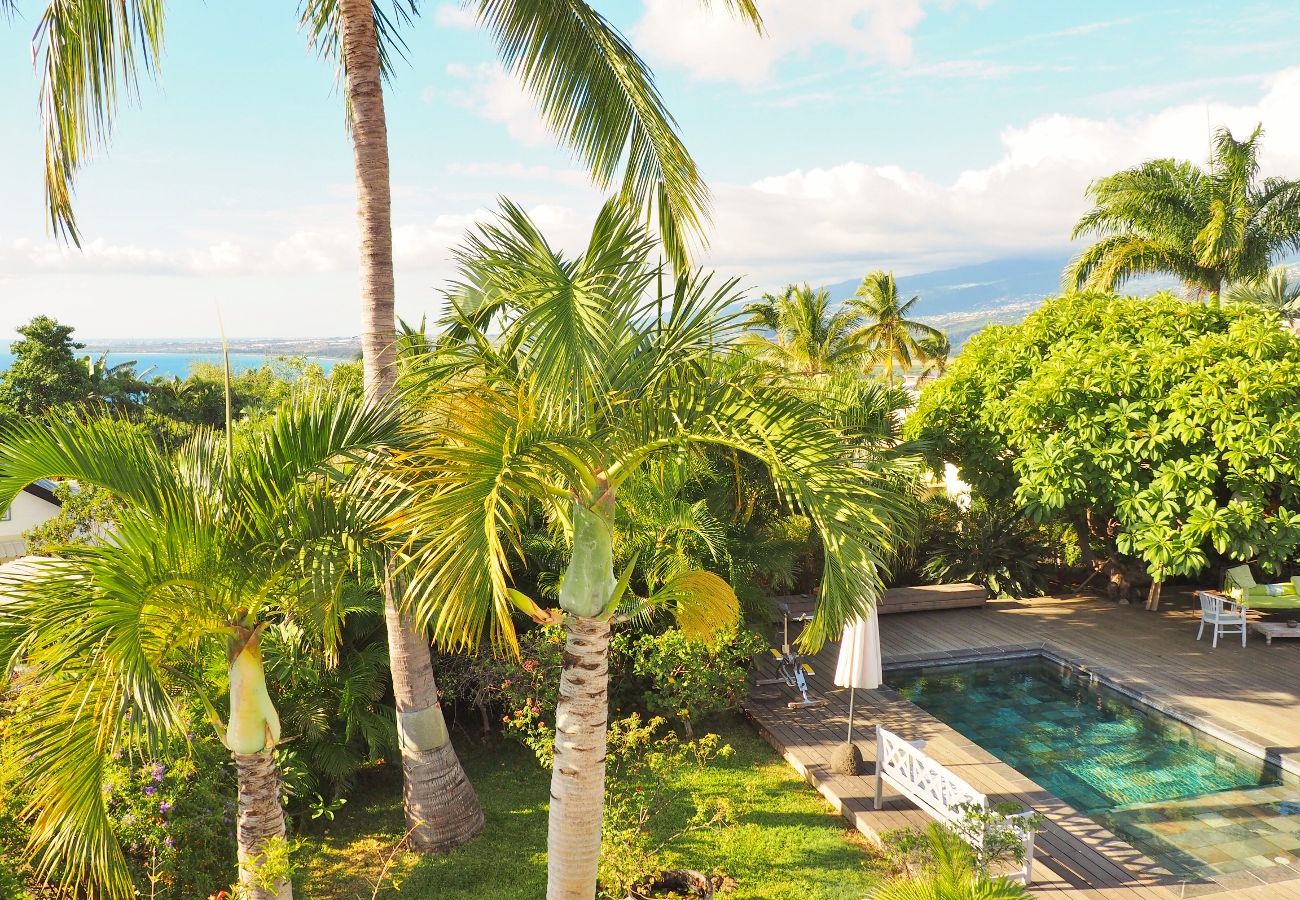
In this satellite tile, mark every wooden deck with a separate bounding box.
[744,592,1300,899]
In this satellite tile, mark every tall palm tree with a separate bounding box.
[0,392,399,900]
[16,0,764,853]
[388,201,912,899]
[850,270,942,383]
[1227,265,1300,321]
[1066,125,1300,297]
[740,283,866,377]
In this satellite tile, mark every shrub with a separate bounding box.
[619,627,766,738]
[598,714,733,899]
[920,497,1052,599]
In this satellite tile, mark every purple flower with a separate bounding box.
[163,836,174,849]
[143,785,157,797]
[150,763,166,783]
[159,800,173,814]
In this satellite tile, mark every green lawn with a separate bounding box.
[297,717,886,899]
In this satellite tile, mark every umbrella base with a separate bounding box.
[829,742,864,776]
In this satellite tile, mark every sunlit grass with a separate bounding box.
[297,717,885,900]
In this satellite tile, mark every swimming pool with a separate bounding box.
[888,657,1300,879]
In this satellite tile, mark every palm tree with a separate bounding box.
[1226,265,1300,321]
[916,331,951,382]
[850,271,942,383]
[0,392,398,900]
[740,283,866,376]
[388,200,913,899]
[16,0,763,853]
[1066,125,1300,297]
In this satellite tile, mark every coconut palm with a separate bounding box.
[850,271,943,383]
[916,331,951,382]
[16,0,763,852]
[388,200,912,899]
[740,283,866,376]
[1226,265,1300,320]
[0,392,398,900]
[1066,125,1300,297]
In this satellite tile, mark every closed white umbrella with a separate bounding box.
[834,607,882,744]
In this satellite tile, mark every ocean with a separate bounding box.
[0,351,339,381]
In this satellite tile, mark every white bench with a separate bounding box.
[874,725,1037,884]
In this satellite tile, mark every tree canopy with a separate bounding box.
[907,292,1300,581]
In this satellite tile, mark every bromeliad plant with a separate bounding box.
[0,392,398,900]
[388,199,913,900]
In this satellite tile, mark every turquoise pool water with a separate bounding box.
[888,657,1300,878]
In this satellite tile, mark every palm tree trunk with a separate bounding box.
[338,0,483,852]
[547,615,611,900]
[234,749,292,900]
[385,592,485,849]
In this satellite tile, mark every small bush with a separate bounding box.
[598,714,733,899]
[921,497,1052,599]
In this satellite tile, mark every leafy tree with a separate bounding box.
[1066,125,1300,296]
[0,391,398,900]
[389,201,912,899]
[907,292,1300,609]
[920,498,1051,600]
[0,316,93,418]
[21,481,121,555]
[850,271,942,382]
[16,0,763,854]
[740,283,867,376]
[1227,264,1300,320]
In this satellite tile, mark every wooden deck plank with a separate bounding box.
[745,591,1300,899]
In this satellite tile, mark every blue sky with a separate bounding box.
[3,0,1300,339]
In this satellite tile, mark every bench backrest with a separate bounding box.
[875,724,1035,884]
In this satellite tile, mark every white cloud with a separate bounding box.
[434,3,477,28]
[700,68,1300,288]
[438,62,551,146]
[632,0,933,86]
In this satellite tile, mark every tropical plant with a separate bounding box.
[907,292,1300,609]
[16,0,765,854]
[740,283,867,376]
[919,498,1051,600]
[874,824,1030,900]
[388,200,912,899]
[917,331,951,382]
[1066,125,1300,297]
[0,390,397,900]
[1226,265,1300,320]
[850,271,943,382]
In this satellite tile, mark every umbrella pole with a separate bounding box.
[846,686,856,744]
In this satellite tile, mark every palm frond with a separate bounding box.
[31,0,166,244]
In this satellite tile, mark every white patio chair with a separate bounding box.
[1196,591,1248,648]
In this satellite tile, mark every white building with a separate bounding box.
[0,481,63,561]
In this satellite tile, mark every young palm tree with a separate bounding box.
[850,271,942,383]
[1066,125,1300,296]
[873,825,1030,900]
[0,393,398,900]
[740,283,867,376]
[16,0,763,852]
[1226,265,1300,320]
[388,200,913,899]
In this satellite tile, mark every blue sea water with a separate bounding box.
[0,351,337,380]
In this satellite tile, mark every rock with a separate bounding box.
[829,742,864,776]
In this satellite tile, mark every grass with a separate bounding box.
[297,716,886,899]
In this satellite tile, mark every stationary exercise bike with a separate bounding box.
[754,601,828,710]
